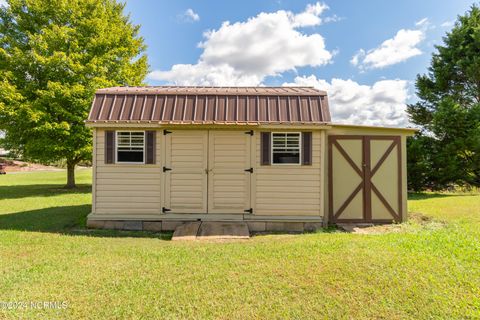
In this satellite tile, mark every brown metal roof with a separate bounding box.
[87,86,331,124]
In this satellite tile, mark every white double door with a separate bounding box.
[164,130,252,214]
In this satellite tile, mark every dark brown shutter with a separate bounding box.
[105,131,115,164]
[302,132,312,165]
[145,131,156,164]
[260,132,271,165]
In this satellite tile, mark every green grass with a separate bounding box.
[0,171,479,319]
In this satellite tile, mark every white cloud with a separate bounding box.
[350,49,364,67]
[149,2,333,85]
[441,20,454,28]
[292,2,328,27]
[0,0,7,7]
[284,75,410,127]
[351,25,426,70]
[415,17,429,27]
[179,8,200,22]
[150,63,262,86]
[323,14,344,24]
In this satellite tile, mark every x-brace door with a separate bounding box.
[328,135,402,223]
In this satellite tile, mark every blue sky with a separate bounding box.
[124,1,474,126]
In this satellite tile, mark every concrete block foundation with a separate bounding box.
[86,219,323,233]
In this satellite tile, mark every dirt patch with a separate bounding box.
[0,159,63,173]
[343,224,403,234]
[408,211,434,223]
[341,212,446,235]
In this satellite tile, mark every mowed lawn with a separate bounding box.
[0,171,479,319]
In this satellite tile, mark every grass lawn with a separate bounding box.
[0,170,479,319]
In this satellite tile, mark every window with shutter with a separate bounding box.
[116,131,145,163]
[271,132,301,164]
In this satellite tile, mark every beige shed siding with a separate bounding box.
[90,125,410,224]
[254,130,322,216]
[94,128,162,215]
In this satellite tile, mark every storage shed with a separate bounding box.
[85,86,416,232]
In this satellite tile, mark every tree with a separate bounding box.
[407,134,435,191]
[407,5,480,190]
[0,0,148,187]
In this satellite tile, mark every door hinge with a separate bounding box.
[244,208,253,214]
[245,130,254,136]
[162,207,171,213]
[163,129,172,135]
[163,166,172,172]
[244,167,254,173]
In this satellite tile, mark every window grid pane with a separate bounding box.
[117,131,145,162]
[272,133,301,164]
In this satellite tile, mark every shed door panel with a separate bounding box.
[328,135,402,223]
[208,131,251,214]
[329,137,364,221]
[368,137,402,221]
[164,131,208,213]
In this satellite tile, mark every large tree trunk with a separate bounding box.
[66,160,76,188]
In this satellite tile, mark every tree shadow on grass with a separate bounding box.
[0,184,91,200]
[0,205,172,240]
[407,192,470,201]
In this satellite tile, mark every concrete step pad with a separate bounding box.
[171,221,250,241]
[172,221,201,241]
[197,222,250,240]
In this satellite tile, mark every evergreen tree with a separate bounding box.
[407,5,480,190]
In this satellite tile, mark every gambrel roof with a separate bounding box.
[87,86,331,125]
